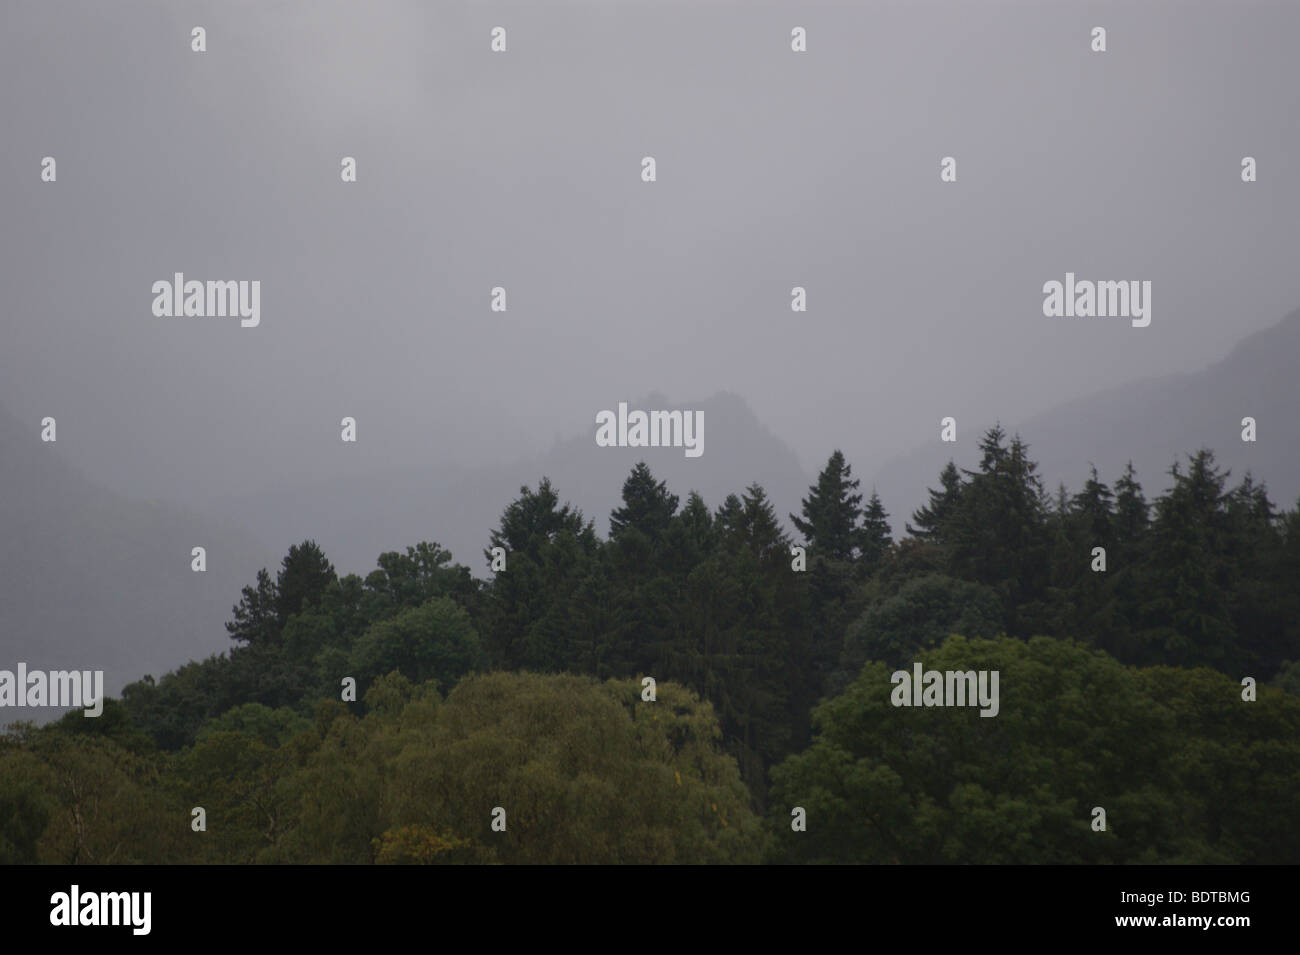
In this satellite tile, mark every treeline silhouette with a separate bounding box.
[3,425,1298,863]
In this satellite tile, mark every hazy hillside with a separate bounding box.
[869,307,1300,535]
[206,391,812,577]
[10,301,1294,705]
[0,404,268,708]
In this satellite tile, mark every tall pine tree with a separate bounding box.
[907,461,963,541]
[858,490,893,572]
[791,450,863,561]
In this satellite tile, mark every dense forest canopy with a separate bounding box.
[3,426,1298,864]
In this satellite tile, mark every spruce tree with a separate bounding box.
[1224,474,1292,674]
[483,479,599,670]
[907,461,963,541]
[791,450,863,561]
[1112,461,1149,548]
[735,483,792,565]
[714,493,744,538]
[610,463,679,541]
[1138,451,1241,670]
[487,478,592,559]
[946,427,1049,635]
[1070,466,1115,549]
[858,489,893,571]
[673,491,715,562]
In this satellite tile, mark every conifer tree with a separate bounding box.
[1138,451,1242,670]
[275,540,337,626]
[946,427,1049,635]
[791,450,863,561]
[858,489,893,571]
[483,479,599,670]
[1070,466,1115,548]
[227,568,280,646]
[733,483,792,565]
[1112,461,1149,548]
[673,491,715,563]
[610,463,679,541]
[907,461,963,540]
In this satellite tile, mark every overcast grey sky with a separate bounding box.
[4,0,1299,507]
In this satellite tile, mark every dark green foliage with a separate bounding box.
[13,426,1300,863]
[0,743,52,863]
[365,542,478,617]
[907,460,962,540]
[769,635,1300,864]
[610,462,679,543]
[858,490,893,572]
[225,567,279,646]
[275,540,336,625]
[945,427,1052,636]
[791,450,863,561]
[841,574,1003,672]
[482,479,601,672]
[348,597,486,694]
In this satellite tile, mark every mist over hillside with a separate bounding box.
[0,404,268,708]
[205,391,811,577]
[868,307,1300,535]
[6,304,1297,710]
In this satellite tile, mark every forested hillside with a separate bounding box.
[3,426,1298,864]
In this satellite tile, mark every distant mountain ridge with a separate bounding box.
[0,404,267,711]
[868,307,1300,535]
[207,391,813,578]
[6,306,1296,709]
